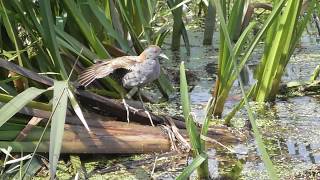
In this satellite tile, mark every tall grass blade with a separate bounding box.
[212,0,286,116]
[167,0,190,54]
[0,0,23,68]
[4,154,31,165]
[67,88,90,132]
[39,0,68,79]
[0,146,13,159]
[0,92,51,111]
[176,153,208,180]
[0,87,48,127]
[115,1,143,53]
[179,62,201,154]
[255,0,302,101]
[0,0,28,92]
[62,0,110,58]
[49,81,68,179]
[13,157,42,180]
[180,62,208,179]
[86,1,132,53]
[55,28,98,61]
[212,0,278,178]
[168,0,183,51]
[134,1,151,43]
[179,61,191,120]
[203,1,216,45]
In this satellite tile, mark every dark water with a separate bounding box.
[158,30,320,179]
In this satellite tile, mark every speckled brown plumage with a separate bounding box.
[78,45,161,88]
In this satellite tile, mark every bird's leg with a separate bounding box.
[122,99,130,123]
[122,89,139,123]
[137,89,155,127]
[122,87,145,123]
[122,98,141,123]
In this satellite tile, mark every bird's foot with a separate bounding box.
[122,99,155,126]
[122,99,130,123]
[122,99,144,123]
[144,110,155,127]
[130,109,155,127]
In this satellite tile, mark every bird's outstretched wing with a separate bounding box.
[78,56,140,87]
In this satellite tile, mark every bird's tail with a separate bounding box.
[78,61,113,87]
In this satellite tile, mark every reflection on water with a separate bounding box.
[287,139,320,164]
[161,30,320,178]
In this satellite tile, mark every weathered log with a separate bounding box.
[65,114,243,144]
[0,121,171,153]
[0,118,243,154]
[76,90,186,129]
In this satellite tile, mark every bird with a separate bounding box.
[78,45,164,126]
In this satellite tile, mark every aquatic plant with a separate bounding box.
[254,0,316,101]
[177,61,210,179]
[0,0,175,178]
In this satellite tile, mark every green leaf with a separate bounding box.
[255,0,302,101]
[86,0,132,53]
[179,62,202,156]
[212,0,287,116]
[0,0,23,68]
[13,157,42,180]
[212,0,279,179]
[55,28,98,61]
[167,0,190,54]
[0,93,51,111]
[176,153,208,180]
[0,87,48,127]
[62,0,110,58]
[67,88,91,132]
[115,1,143,53]
[49,81,68,178]
[179,62,191,119]
[39,0,68,79]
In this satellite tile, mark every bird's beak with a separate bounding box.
[159,53,169,60]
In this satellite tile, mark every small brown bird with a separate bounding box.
[78,45,162,88]
[78,45,165,125]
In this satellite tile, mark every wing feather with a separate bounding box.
[78,56,139,87]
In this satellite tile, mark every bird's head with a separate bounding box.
[140,45,168,60]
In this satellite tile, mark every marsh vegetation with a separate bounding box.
[0,0,320,179]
